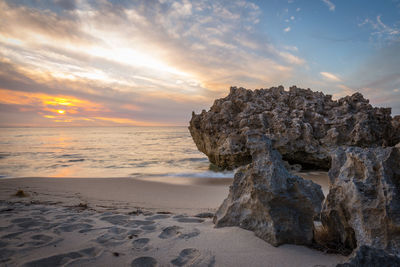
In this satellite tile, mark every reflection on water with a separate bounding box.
[0,127,234,178]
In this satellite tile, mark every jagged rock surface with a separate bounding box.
[336,246,400,267]
[321,145,400,255]
[189,86,397,170]
[392,116,400,144]
[213,132,324,246]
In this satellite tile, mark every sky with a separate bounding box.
[0,0,399,127]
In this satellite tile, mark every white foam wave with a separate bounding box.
[165,171,234,179]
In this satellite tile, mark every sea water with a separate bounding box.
[0,127,233,179]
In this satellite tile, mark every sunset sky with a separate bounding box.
[0,0,399,127]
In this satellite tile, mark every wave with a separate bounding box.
[165,171,234,179]
[49,164,71,169]
[0,153,12,159]
[129,170,235,179]
[68,159,85,162]
[0,127,216,178]
[166,157,208,164]
[59,154,82,158]
[178,157,208,163]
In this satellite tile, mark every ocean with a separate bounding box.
[0,127,234,179]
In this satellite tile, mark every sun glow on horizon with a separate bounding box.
[57,110,65,114]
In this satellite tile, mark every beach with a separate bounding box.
[0,175,344,266]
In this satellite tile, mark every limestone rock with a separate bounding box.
[213,132,324,246]
[337,246,400,267]
[321,146,400,255]
[392,116,400,145]
[189,86,396,170]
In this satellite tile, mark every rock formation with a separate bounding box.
[213,132,324,246]
[336,246,400,267]
[321,145,400,255]
[189,86,398,170]
[392,116,400,144]
[190,86,400,263]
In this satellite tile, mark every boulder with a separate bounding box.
[189,86,397,170]
[321,145,400,255]
[337,245,400,267]
[213,132,324,246]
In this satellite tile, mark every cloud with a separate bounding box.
[322,0,335,11]
[359,15,400,45]
[279,52,305,65]
[284,45,298,52]
[0,1,98,46]
[0,0,310,126]
[284,27,291,32]
[0,59,210,126]
[333,84,355,98]
[320,71,341,82]
[339,42,400,115]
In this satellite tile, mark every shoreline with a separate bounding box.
[0,171,330,214]
[0,176,232,215]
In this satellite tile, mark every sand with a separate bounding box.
[0,175,344,266]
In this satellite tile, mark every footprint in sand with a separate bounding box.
[100,215,130,225]
[124,219,155,228]
[56,223,93,233]
[108,226,127,235]
[179,228,200,239]
[12,233,63,251]
[131,256,158,267]
[132,238,150,250]
[127,220,155,227]
[171,248,201,266]
[127,229,142,238]
[2,231,27,239]
[145,214,170,220]
[12,218,42,228]
[41,222,61,231]
[22,247,102,267]
[158,226,200,239]
[54,214,74,219]
[158,226,182,239]
[194,212,214,218]
[171,248,216,267]
[95,233,126,247]
[27,234,54,246]
[140,225,157,231]
[172,215,205,223]
[176,217,204,223]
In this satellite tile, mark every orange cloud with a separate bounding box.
[0,88,102,112]
[0,88,111,125]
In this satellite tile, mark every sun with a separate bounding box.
[57,110,65,114]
